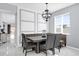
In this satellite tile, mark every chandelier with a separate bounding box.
[42,3,52,22]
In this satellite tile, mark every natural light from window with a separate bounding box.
[54,13,70,35]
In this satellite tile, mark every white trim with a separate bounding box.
[61,15,63,33]
[54,12,70,34]
[54,17,56,33]
[67,46,79,51]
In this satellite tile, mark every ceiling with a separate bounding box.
[12,3,75,13]
[0,3,75,25]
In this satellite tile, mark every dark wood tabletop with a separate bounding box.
[27,36,46,42]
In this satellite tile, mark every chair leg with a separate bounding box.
[46,52,47,56]
[58,46,60,52]
[59,48,60,52]
[46,50,47,56]
[52,49,55,55]
[23,48,24,53]
[59,43,61,52]
[25,50,27,56]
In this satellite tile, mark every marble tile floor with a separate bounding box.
[0,42,79,56]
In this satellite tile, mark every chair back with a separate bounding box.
[54,34,62,48]
[22,33,28,48]
[46,34,56,50]
[41,30,47,39]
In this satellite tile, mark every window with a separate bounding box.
[0,13,15,33]
[54,13,70,34]
[20,9,35,34]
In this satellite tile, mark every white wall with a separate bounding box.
[49,4,79,49]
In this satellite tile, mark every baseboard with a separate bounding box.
[67,46,79,51]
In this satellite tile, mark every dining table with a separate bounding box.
[25,33,66,54]
[27,36,46,53]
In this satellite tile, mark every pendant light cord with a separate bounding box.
[46,3,48,10]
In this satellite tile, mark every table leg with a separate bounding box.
[36,42,40,53]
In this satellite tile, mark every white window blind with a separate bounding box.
[21,10,34,21]
[20,10,35,33]
[21,22,34,32]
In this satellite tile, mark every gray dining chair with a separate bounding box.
[22,33,36,56]
[39,30,47,46]
[55,34,63,52]
[40,34,56,56]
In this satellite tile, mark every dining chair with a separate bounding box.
[55,34,63,52]
[22,33,36,56]
[40,31,47,44]
[40,34,56,56]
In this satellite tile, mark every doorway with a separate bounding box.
[0,4,17,56]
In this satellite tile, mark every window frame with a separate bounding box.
[54,13,70,35]
[20,9,35,33]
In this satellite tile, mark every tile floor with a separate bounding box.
[0,42,79,56]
